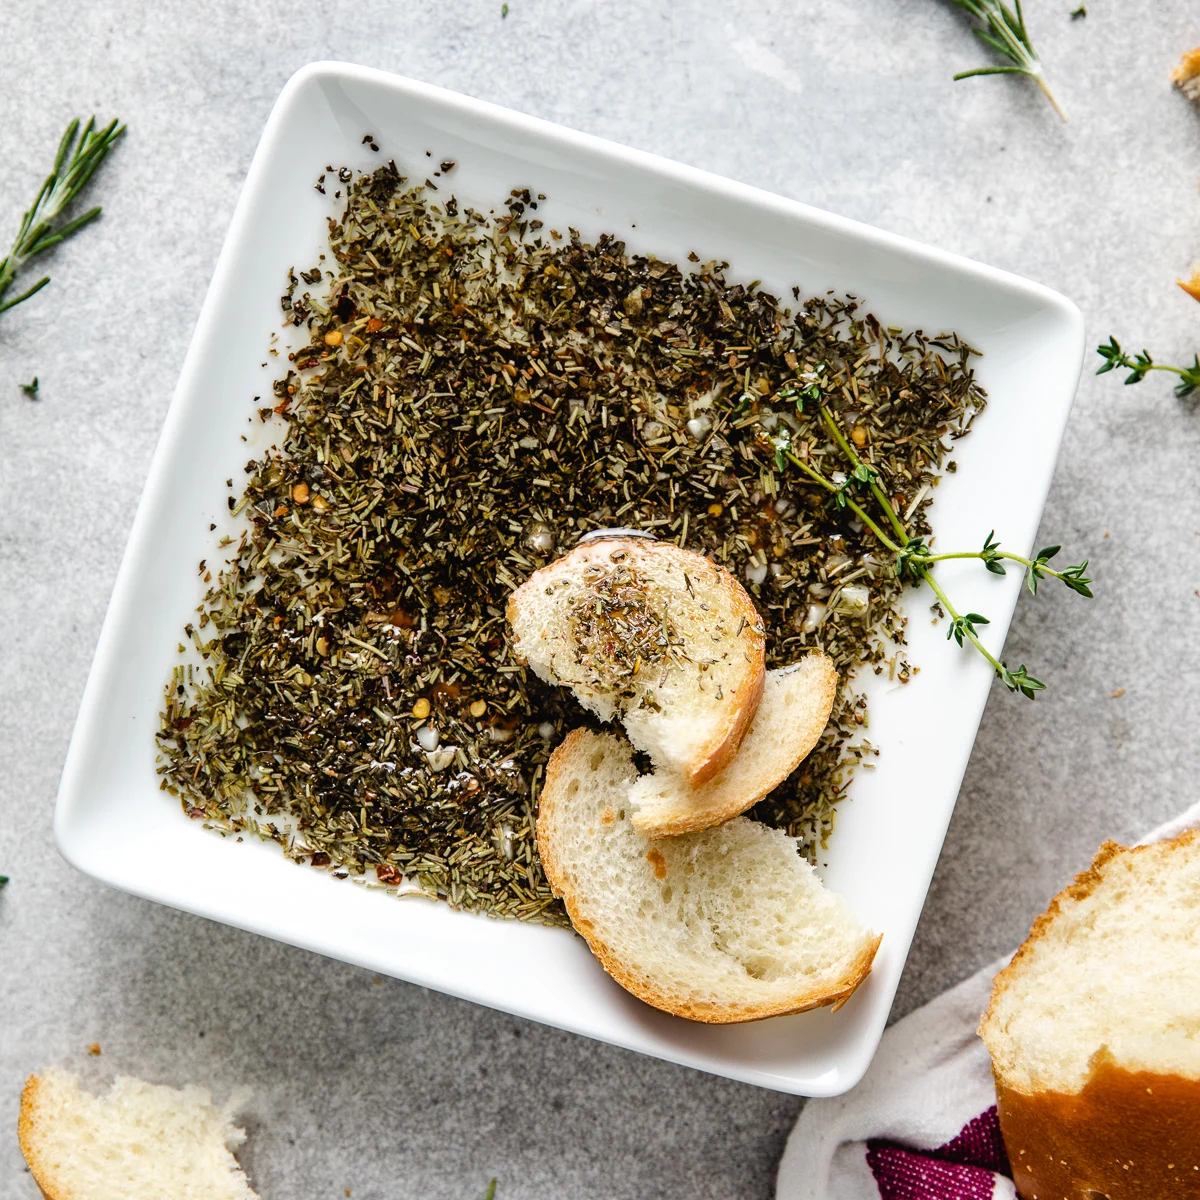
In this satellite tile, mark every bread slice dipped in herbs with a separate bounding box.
[506,536,765,788]
[979,829,1200,1200]
[536,727,881,1023]
[629,654,837,838]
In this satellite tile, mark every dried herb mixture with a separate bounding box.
[565,559,682,707]
[157,157,986,922]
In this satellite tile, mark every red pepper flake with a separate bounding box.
[366,317,385,334]
[311,851,331,867]
[376,863,402,885]
[187,806,206,819]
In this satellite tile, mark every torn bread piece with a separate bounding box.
[507,537,765,786]
[19,1069,257,1200]
[980,830,1200,1200]
[537,727,881,1023]
[1172,46,1200,101]
[630,654,837,837]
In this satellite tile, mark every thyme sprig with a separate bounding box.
[769,405,1091,697]
[916,532,1093,597]
[1096,336,1200,397]
[0,116,125,318]
[949,0,1068,122]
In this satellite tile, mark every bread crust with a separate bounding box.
[538,729,880,1024]
[632,655,837,838]
[996,1065,1200,1200]
[981,830,1200,1199]
[691,654,763,788]
[19,1074,62,1200]
[508,537,766,786]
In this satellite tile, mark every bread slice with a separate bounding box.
[537,727,881,1023]
[629,654,837,838]
[507,537,765,787]
[979,831,1200,1200]
[19,1069,257,1200]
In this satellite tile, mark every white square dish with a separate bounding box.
[55,61,1084,1096]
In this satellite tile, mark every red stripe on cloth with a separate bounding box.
[866,1107,1011,1199]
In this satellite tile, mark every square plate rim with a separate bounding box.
[54,58,1085,1097]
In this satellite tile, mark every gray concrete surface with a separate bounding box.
[2,2,1199,1197]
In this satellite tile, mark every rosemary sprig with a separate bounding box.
[1095,336,1200,397]
[949,0,1068,122]
[0,116,125,318]
[770,404,1092,697]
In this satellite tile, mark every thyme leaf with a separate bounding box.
[769,405,1093,697]
[1096,336,1200,397]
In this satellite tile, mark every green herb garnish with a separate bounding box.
[1096,336,1200,397]
[19,376,39,398]
[767,405,1092,698]
[0,875,8,889]
[950,1,1068,122]
[0,117,125,319]
[1070,5,1087,18]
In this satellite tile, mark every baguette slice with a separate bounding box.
[19,1069,257,1200]
[630,654,837,838]
[507,537,765,787]
[537,727,880,1023]
[979,830,1200,1200]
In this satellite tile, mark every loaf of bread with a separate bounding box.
[507,537,765,787]
[537,727,880,1022]
[979,830,1200,1200]
[19,1069,257,1200]
[629,654,837,837]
